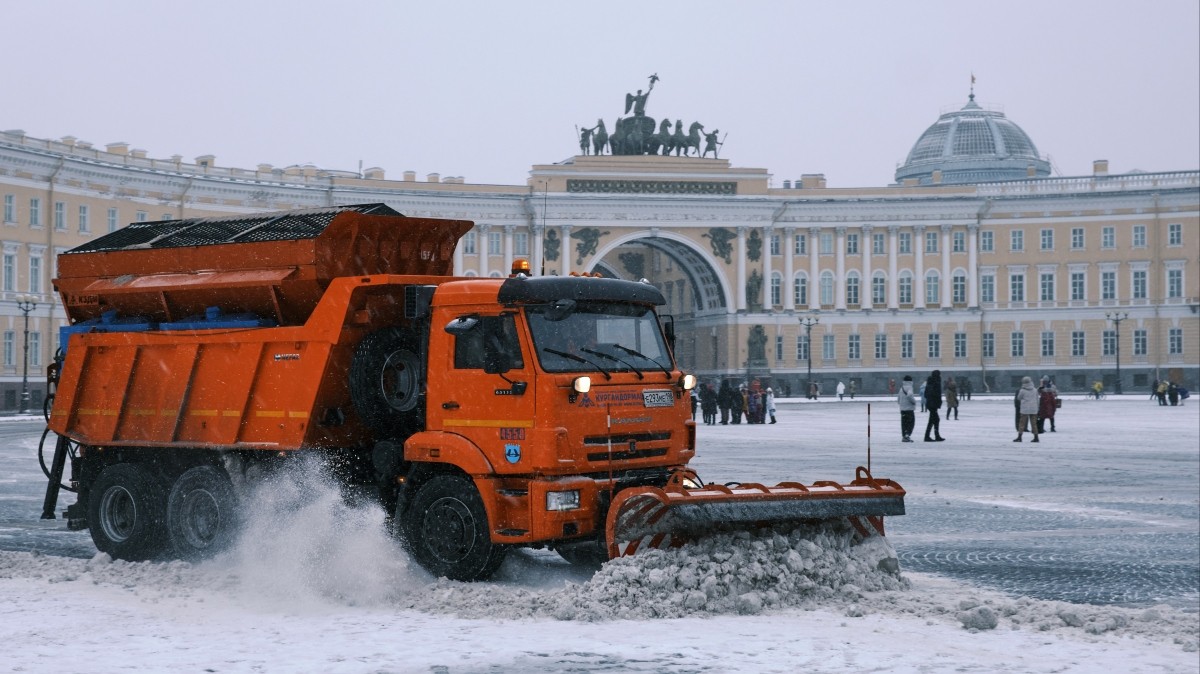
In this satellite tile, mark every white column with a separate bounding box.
[861,224,873,310]
[808,226,821,310]
[914,225,926,309]
[967,224,979,308]
[888,225,899,310]
[736,227,748,312]
[477,224,489,277]
[531,225,544,276]
[503,225,514,276]
[941,224,952,306]
[560,224,572,276]
[783,227,796,311]
[762,226,774,311]
[454,236,465,276]
[834,227,846,311]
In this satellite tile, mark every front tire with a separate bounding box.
[167,465,239,560]
[88,463,167,561]
[401,474,506,581]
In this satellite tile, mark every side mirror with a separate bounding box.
[545,299,576,322]
[445,316,479,335]
[662,315,677,354]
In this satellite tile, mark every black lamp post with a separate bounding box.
[1106,311,1128,395]
[16,295,37,414]
[799,314,819,398]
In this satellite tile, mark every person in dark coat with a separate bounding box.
[1037,377,1058,433]
[945,378,959,420]
[1168,382,1180,406]
[717,380,734,425]
[923,370,945,442]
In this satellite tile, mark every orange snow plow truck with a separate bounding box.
[40,204,904,580]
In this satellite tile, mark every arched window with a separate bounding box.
[898,271,913,305]
[925,269,940,305]
[770,271,782,308]
[872,270,887,305]
[846,271,860,306]
[819,271,835,306]
[793,273,808,306]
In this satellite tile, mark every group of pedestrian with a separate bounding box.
[696,380,776,425]
[896,370,946,442]
[1152,379,1189,406]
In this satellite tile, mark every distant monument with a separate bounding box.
[577,74,724,158]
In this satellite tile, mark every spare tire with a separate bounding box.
[350,328,425,439]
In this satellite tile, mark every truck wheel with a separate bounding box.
[555,540,609,570]
[87,463,167,561]
[167,465,239,560]
[350,328,424,438]
[401,474,506,581]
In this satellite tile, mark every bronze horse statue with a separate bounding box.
[592,119,609,155]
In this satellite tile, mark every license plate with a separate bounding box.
[642,390,674,407]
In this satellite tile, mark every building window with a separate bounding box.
[3,195,13,223]
[899,232,912,254]
[136,211,148,223]
[462,231,477,255]
[1040,229,1054,251]
[1010,230,1024,252]
[1168,223,1182,246]
[928,333,940,359]
[770,272,781,307]
[2,331,12,367]
[487,231,501,255]
[901,333,913,359]
[848,334,861,360]
[1010,273,1025,302]
[845,273,859,305]
[1132,270,1147,300]
[953,231,965,252]
[1071,272,1085,301]
[1102,329,1117,356]
[925,231,938,253]
[1101,271,1116,300]
[775,335,784,362]
[794,276,808,306]
[1071,227,1084,249]
[898,272,913,304]
[78,205,90,233]
[846,233,859,255]
[819,232,833,255]
[872,232,885,255]
[796,335,809,361]
[54,202,66,230]
[1167,269,1183,298]
[1132,225,1147,248]
[30,198,41,227]
[1011,331,1025,358]
[1072,330,1085,357]
[29,332,40,367]
[952,273,966,304]
[107,207,119,232]
[2,253,13,291]
[980,230,994,252]
[794,234,806,255]
[1133,329,1147,356]
[1101,226,1115,249]
[769,234,780,256]
[819,271,834,306]
[874,333,887,360]
[981,274,995,303]
[925,270,939,305]
[1040,273,1055,302]
[872,274,886,305]
[514,232,529,256]
[1041,331,1055,357]
[29,256,41,294]
[1168,328,1183,355]
[822,334,835,360]
[982,332,995,359]
[954,332,967,359]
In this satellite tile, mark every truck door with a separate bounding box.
[428,311,536,470]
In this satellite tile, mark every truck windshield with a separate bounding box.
[526,301,672,375]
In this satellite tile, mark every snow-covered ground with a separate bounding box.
[1,396,1197,673]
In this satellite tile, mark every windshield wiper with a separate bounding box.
[541,347,612,379]
[613,344,672,378]
[582,347,643,379]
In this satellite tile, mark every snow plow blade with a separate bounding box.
[606,466,905,558]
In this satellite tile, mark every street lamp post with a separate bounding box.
[1106,311,1128,395]
[16,295,37,414]
[799,314,819,399]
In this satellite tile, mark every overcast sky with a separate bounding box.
[5,0,1197,188]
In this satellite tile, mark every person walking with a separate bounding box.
[837,381,846,401]
[923,370,945,442]
[963,378,973,401]
[717,380,733,425]
[945,377,959,420]
[1037,377,1057,433]
[766,387,777,424]
[848,381,857,399]
[1168,381,1180,406]
[1015,376,1040,442]
[897,375,917,442]
[1157,380,1169,406]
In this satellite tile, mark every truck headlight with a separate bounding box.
[546,490,581,511]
